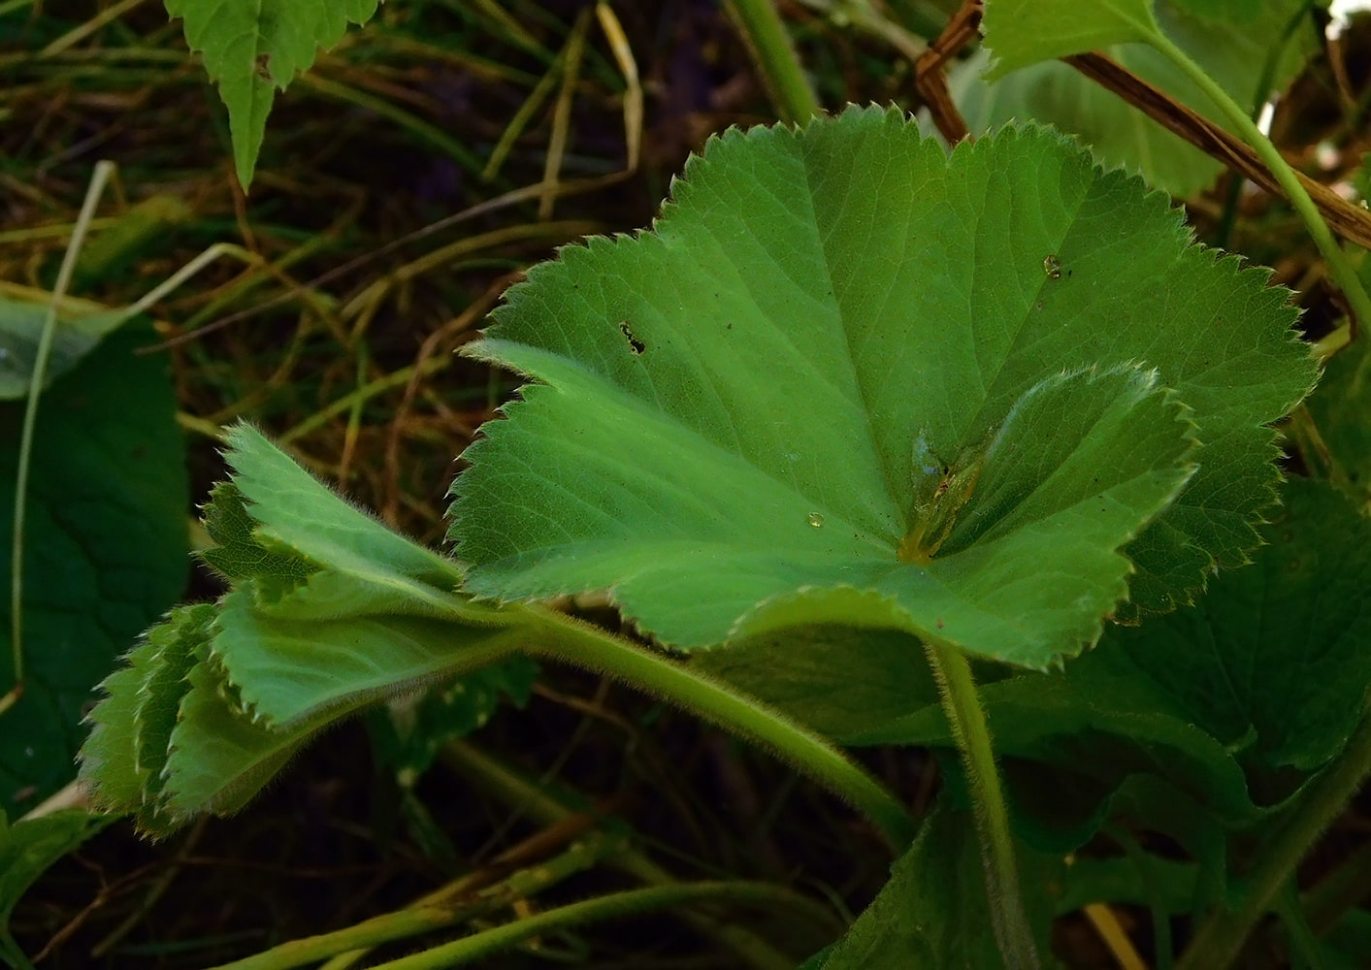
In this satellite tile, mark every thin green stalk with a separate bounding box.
[525,606,917,850]
[208,834,614,970]
[3,161,114,718]
[370,882,804,970]
[723,0,821,123]
[439,741,816,970]
[924,639,1038,970]
[1178,712,1371,970]
[1148,31,1371,331]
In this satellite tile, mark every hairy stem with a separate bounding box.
[924,639,1039,970]
[1177,712,1371,969]
[525,606,917,850]
[370,882,804,970]
[723,0,822,123]
[1148,31,1371,333]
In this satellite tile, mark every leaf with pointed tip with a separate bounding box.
[163,0,384,187]
[451,109,1313,668]
[223,423,499,623]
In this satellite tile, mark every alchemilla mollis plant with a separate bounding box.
[6,0,1371,967]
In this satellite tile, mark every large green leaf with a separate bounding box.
[163,0,385,188]
[0,323,188,807]
[954,1,1317,196]
[451,108,1314,667]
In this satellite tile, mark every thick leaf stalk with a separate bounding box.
[925,638,1039,970]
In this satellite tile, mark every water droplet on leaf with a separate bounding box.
[1043,255,1063,279]
[806,512,824,528]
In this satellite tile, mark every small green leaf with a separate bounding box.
[82,427,540,830]
[1,323,188,806]
[953,0,1317,196]
[981,0,1162,78]
[163,0,385,187]
[814,800,1060,968]
[200,481,313,587]
[452,109,1313,666]
[222,424,463,597]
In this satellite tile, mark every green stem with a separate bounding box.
[924,639,1038,970]
[437,740,805,970]
[208,834,614,970]
[4,161,114,717]
[1177,712,1371,969]
[525,607,917,850]
[369,882,803,970]
[723,0,822,123]
[1148,31,1371,331]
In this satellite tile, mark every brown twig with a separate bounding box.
[1065,51,1371,250]
[914,0,982,143]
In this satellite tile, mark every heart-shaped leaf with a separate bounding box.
[450,108,1314,667]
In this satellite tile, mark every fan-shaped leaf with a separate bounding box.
[451,108,1313,667]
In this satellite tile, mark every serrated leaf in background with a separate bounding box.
[959,0,1317,197]
[0,322,188,808]
[980,0,1161,77]
[451,108,1313,667]
[163,0,385,188]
